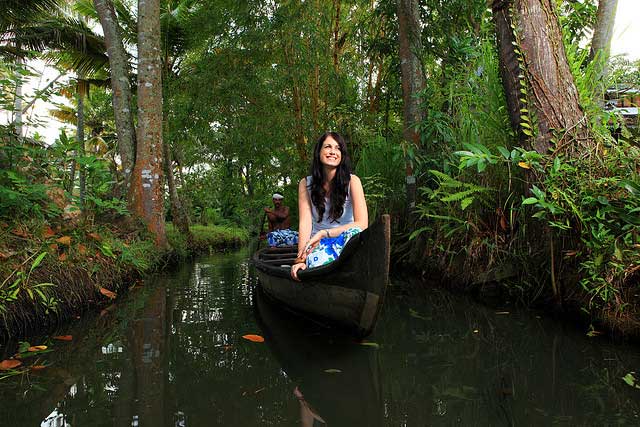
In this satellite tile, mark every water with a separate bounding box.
[1,249,639,426]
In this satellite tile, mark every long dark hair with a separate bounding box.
[309,132,352,223]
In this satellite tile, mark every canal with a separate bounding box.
[1,249,639,426]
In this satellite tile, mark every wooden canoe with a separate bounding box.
[252,214,390,338]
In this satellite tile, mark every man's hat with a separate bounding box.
[272,193,284,200]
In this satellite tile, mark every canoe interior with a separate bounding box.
[252,215,390,337]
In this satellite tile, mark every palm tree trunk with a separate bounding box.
[13,51,23,137]
[77,81,86,211]
[129,0,167,247]
[93,0,136,187]
[588,0,618,80]
[397,0,425,214]
[163,140,190,236]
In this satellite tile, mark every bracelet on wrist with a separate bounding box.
[325,229,330,238]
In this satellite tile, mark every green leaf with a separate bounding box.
[522,197,538,205]
[497,146,510,160]
[29,252,47,273]
[460,197,473,210]
[522,128,533,136]
[359,342,380,348]
[622,373,640,389]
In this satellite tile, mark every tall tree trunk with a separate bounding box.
[397,0,425,213]
[129,0,167,247]
[163,140,190,236]
[13,53,23,137]
[492,0,526,142]
[502,0,590,155]
[283,40,307,162]
[77,80,86,211]
[93,0,136,187]
[332,0,342,72]
[588,0,618,80]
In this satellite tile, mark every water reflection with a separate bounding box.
[254,289,383,427]
[0,251,639,426]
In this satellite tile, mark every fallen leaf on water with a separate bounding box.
[473,329,479,333]
[27,345,47,352]
[56,236,71,246]
[0,359,22,370]
[31,365,46,370]
[359,342,380,348]
[409,308,427,320]
[53,335,72,341]
[622,372,640,389]
[324,369,342,373]
[242,334,265,343]
[99,287,117,299]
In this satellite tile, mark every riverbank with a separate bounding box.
[0,220,249,338]
[408,240,640,342]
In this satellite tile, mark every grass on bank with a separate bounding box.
[0,219,250,337]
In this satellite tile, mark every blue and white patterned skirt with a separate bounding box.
[267,229,299,247]
[306,227,362,268]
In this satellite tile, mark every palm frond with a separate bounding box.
[49,106,77,124]
[0,0,63,33]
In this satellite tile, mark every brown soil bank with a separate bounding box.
[0,222,249,338]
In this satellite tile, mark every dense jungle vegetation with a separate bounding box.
[1,0,639,337]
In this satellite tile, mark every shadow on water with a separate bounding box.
[254,289,383,427]
[0,250,639,426]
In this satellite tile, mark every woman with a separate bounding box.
[291,132,368,281]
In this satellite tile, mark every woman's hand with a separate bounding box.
[297,231,325,259]
[291,262,307,281]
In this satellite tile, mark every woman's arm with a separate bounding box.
[297,178,312,254]
[292,178,312,281]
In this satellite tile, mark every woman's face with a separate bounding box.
[319,136,342,168]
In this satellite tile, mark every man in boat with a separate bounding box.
[262,193,298,247]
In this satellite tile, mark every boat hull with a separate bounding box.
[252,215,390,337]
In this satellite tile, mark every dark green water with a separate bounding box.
[1,250,639,426]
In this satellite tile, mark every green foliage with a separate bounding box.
[355,134,405,219]
[522,147,640,306]
[0,252,58,315]
[557,0,598,47]
[166,223,250,258]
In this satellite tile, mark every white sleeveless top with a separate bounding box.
[306,176,354,235]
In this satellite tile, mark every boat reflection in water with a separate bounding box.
[254,289,383,427]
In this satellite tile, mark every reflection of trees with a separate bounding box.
[168,252,295,425]
[375,284,640,425]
